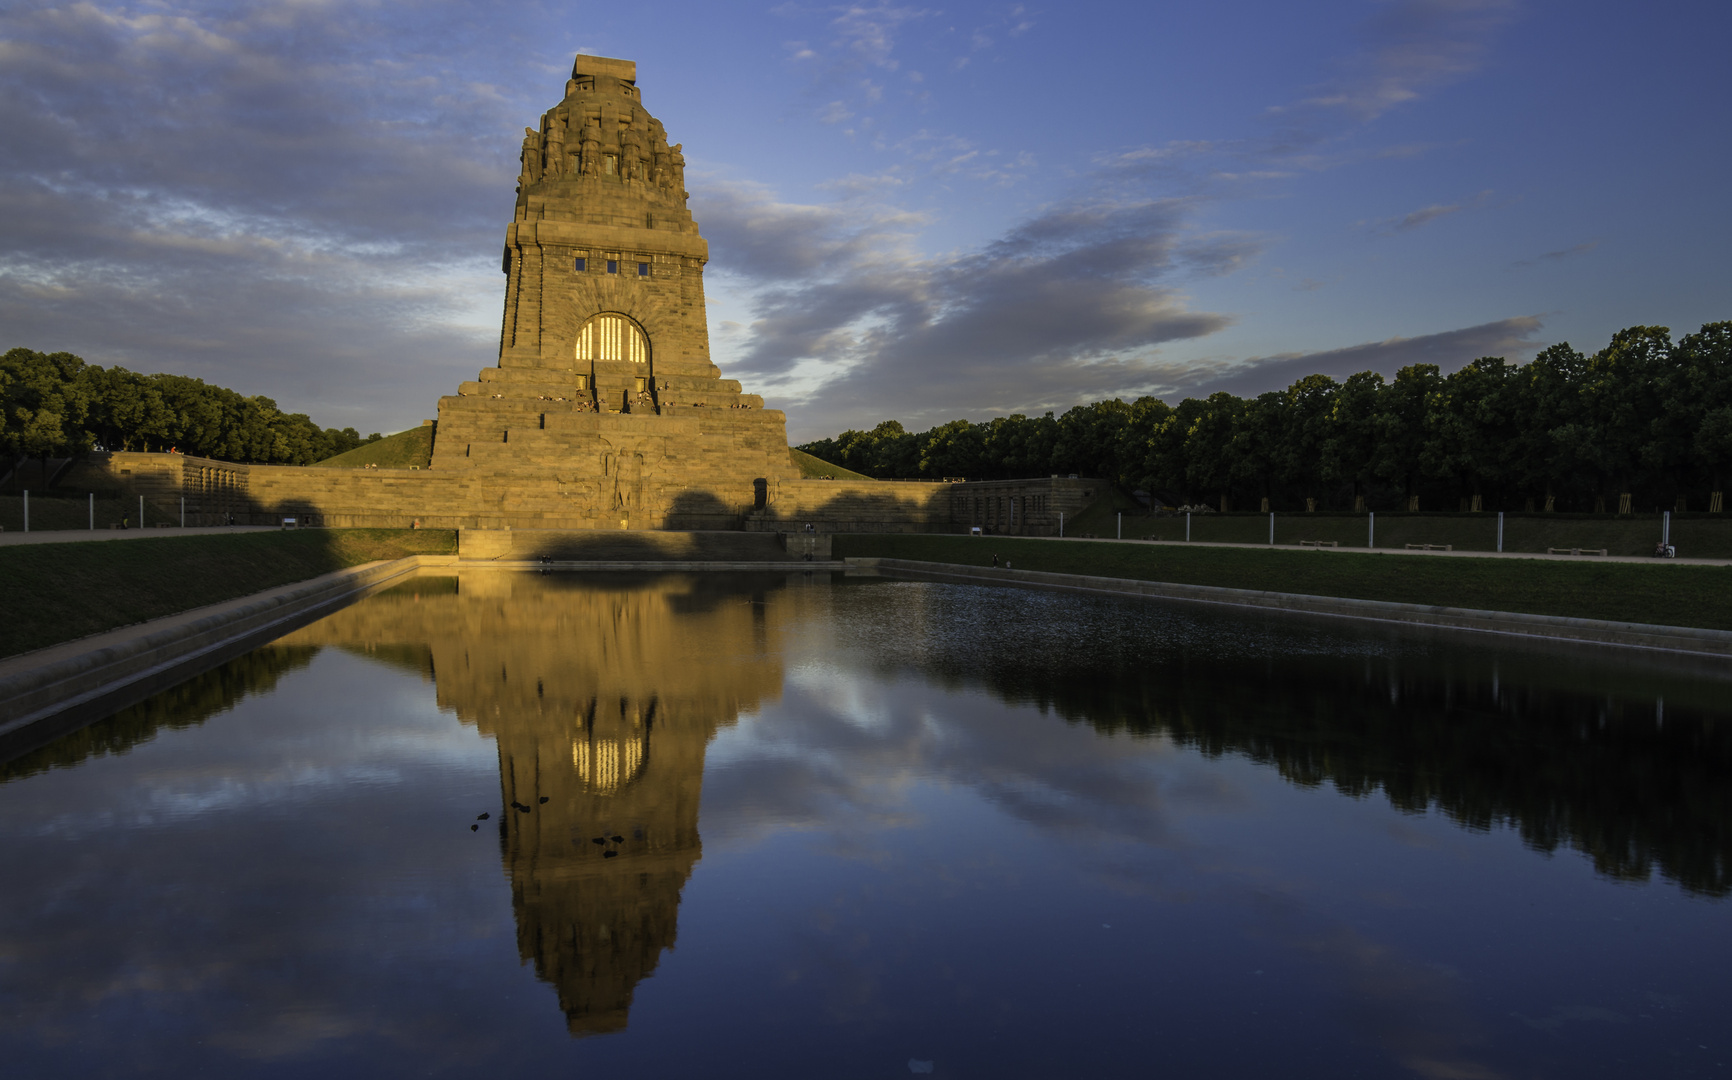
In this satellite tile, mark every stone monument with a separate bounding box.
[84,54,970,538]
[430,54,798,529]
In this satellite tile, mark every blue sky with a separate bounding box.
[0,0,1726,441]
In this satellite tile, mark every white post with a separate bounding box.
[180,496,185,528]
[21,489,27,533]
[1663,510,1671,547]
[1369,511,1375,549]
[1059,511,1064,537]
[1117,511,1122,540]
[1269,511,1274,545]
[139,494,144,529]
[89,492,94,530]
[1186,512,1191,542]
[1497,511,1504,553]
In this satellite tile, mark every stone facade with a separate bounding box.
[429,53,798,530]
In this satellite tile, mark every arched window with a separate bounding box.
[575,312,648,364]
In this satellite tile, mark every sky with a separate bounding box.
[0,0,1727,442]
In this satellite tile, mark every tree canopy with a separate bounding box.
[797,321,1732,512]
[1,348,377,466]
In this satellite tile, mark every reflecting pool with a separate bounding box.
[2,571,1729,1078]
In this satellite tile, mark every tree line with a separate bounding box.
[798,322,1732,512]
[1,348,379,467]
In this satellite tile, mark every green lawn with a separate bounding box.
[834,533,1732,630]
[790,447,874,480]
[316,425,435,469]
[0,529,456,659]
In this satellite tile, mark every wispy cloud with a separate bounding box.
[1171,316,1545,400]
[1274,0,1515,123]
[1512,240,1599,268]
[1366,190,1495,234]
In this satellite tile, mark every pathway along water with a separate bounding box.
[0,569,1726,1077]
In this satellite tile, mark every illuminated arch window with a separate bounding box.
[575,312,648,365]
[572,701,651,795]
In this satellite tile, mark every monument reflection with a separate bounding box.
[281,571,793,1034]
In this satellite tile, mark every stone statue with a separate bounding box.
[581,116,601,177]
[520,128,543,184]
[668,144,686,197]
[545,117,566,178]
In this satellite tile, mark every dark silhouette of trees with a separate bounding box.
[799,321,1732,512]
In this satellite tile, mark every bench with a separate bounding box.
[1404,543,1452,551]
[1547,547,1608,556]
[1298,540,1338,548]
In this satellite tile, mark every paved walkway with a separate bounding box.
[0,525,283,547]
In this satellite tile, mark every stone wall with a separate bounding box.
[65,452,1103,535]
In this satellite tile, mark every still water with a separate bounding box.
[1,571,1728,1078]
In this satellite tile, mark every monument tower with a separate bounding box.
[429,54,797,529]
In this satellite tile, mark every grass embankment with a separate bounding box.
[0,528,457,659]
[790,447,874,480]
[316,425,435,468]
[835,533,1732,631]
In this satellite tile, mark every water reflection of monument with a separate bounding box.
[281,572,789,1033]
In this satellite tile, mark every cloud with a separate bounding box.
[1276,0,1515,123]
[1170,316,1546,400]
[700,182,1249,434]
[0,0,521,430]
[1512,240,1599,268]
[1368,190,1494,234]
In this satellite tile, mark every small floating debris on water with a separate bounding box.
[603,850,618,858]
[471,824,479,832]
[592,837,607,845]
[476,813,490,821]
[539,796,549,804]
[611,834,624,843]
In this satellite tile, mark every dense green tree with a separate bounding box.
[1275,374,1338,505]
[782,321,1729,514]
[1661,322,1732,501]
[2,347,367,469]
[1183,393,1245,509]
[1,348,91,460]
[1433,358,1520,506]
[1371,364,1443,507]
[1321,371,1384,506]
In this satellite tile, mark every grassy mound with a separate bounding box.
[0,528,456,659]
[317,425,435,469]
[791,447,874,481]
[834,533,1732,631]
